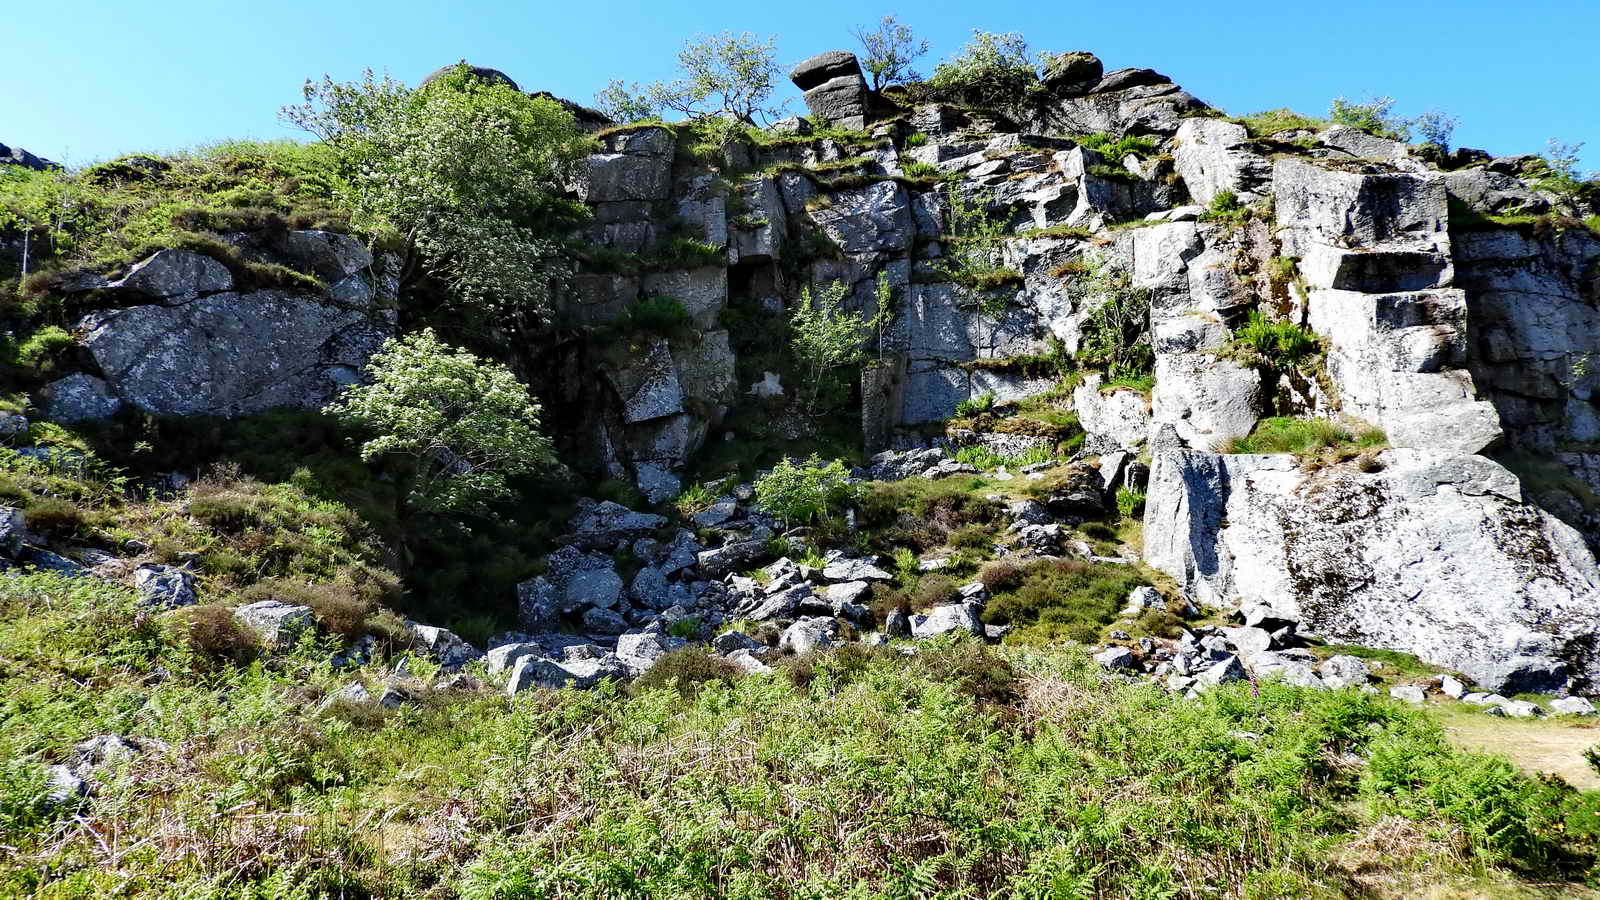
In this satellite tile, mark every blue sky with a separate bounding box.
[4,0,1596,169]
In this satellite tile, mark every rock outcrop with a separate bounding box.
[39,234,397,420]
[1145,440,1600,693]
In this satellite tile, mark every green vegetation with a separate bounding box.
[788,278,888,415]
[922,29,1044,116]
[859,476,1005,552]
[1232,309,1320,369]
[1328,95,1410,142]
[1199,188,1252,226]
[1116,485,1147,519]
[284,64,590,324]
[1530,139,1600,206]
[594,31,783,132]
[954,392,997,418]
[1219,416,1388,459]
[1071,261,1153,383]
[952,444,1055,471]
[323,328,555,516]
[852,14,929,90]
[0,141,359,308]
[979,556,1146,644]
[9,568,1597,895]
[898,158,942,180]
[1077,132,1160,180]
[753,454,858,527]
[1231,107,1327,138]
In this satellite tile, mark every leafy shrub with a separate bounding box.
[953,392,996,418]
[789,279,886,415]
[1234,310,1319,368]
[853,15,929,90]
[926,30,1042,115]
[1329,95,1409,142]
[630,645,740,697]
[324,328,555,516]
[1072,262,1153,381]
[1115,486,1145,519]
[285,66,589,321]
[753,455,858,526]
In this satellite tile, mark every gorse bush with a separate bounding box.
[753,454,858,526]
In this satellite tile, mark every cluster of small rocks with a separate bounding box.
[1093,599,1379,696]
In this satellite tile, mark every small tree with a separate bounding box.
[754,455,859,526]
[645,32,783,126]
[325,329,555,516]
[927,30,1040,114]
[852,15,929,90]
[594,79,656,123]
[282,65,589,324]
[1328,95,1409,142]
[790,280,887,413]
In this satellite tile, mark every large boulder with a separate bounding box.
[578,127,675,203]
[40,374,122,423]
[1041,52,1103,97]
[1144,445,1600,694]
[1,141,58,171]
[802,76,869,129]
[420,63,520,91]
[74,245,394,418]
[790,51,863,91]
[1172,118,1273,205]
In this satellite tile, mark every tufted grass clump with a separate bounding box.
[1233,309,1320,368]
[1219,416,1388,458]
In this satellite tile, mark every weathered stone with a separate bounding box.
[1074,374,1152,451]
[802,75,869,127]
[821,551,894,582]
[790,51,863,91]
[1172,118,1272,205]
[1146,446,1600,693]
[581,606,629,635]
[780,617,838,654]
[233,601,314,649]
[1552,697,1597,716]
[1094,646,1138,670]
[1041,51,1103,96]
[80,270,391,418]
[40,373,122,423]
[910,603,984,639]
[642,267,728,331]
[133,564,196,608]
[506,653,628,693]
[409,624,483,671]
[1389,683,1426,704]
[1150,354,1262,449]
[615,631,688,676]
[1195,655,1246,686]
[578,127,674,202]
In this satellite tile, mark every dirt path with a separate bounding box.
[1435,706,1600,789]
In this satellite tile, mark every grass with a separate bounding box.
[1230,108,1329,138]
[979,557,1148,644]
[0,141,370,299]
[1231,309,1321,370]
[6,568,1599,896]
[1218,416,1388,459]
[952,445,1056,472]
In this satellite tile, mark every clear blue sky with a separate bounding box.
[4,0,1596,169]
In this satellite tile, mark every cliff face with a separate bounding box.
[21,49,1600,691]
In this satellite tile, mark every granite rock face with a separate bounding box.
[43,235,396,421]
[1145,442,1600,693]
